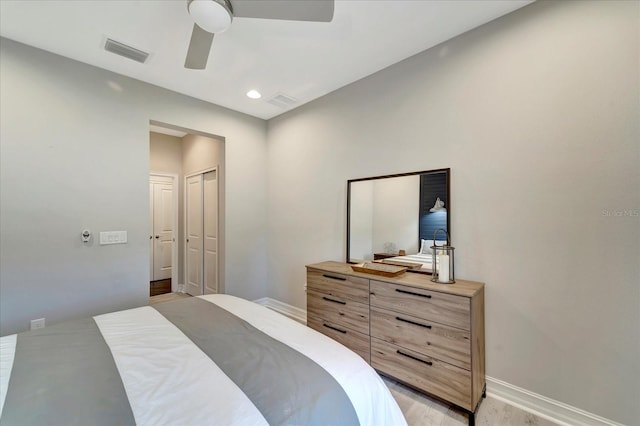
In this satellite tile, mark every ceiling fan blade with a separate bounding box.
[184,24,215,69]
[232,0,334,22]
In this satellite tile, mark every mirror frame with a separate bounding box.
[346,168,450,266]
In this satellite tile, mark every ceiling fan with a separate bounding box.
[184,0,335,69]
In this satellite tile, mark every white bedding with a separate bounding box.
[94,303,268,425]
[0,334,16,419]
[0,294,406,426]
[207,295,406,426]
[386,253,435,271]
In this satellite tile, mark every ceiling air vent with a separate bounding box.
[266,92,298,109]
[104,38,149,64]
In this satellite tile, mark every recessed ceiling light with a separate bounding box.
[246,90,262,99]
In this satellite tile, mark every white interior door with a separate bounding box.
[186,174,203,296]
[149,182,154,280]
[149,177,174,282]
[152,182,174,280]
[203,170,218,294]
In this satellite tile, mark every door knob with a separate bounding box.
[149,235,152,240]
[155,235,160,239]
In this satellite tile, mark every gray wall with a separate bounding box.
[266,1,639,424]
[182,134,224,175]
[0,37,268,336]
[150,132,183,175]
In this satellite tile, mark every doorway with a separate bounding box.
[149,121,225,296]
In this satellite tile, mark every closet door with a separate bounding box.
[203,170,218,294]
[186,175,203,296]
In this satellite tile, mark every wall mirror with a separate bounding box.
[347,168,450,273]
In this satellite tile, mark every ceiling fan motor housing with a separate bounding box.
[184,0,335,69]
[188,0,234,34]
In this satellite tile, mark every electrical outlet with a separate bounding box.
[303,283,307,292]
[30,318,45,330]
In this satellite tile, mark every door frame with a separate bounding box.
[150,172,179,292]
[184,167,218,295]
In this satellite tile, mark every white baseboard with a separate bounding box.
[253,297,307,324]
[486,376,623,426]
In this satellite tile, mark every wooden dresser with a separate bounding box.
[306,261,485,426]
[306,266,371,363]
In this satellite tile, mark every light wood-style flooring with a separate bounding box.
[148,293,556,425]
[384,377,557,426]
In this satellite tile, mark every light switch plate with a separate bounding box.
[99,231,128,245]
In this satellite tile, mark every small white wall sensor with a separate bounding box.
[81,229,91,243]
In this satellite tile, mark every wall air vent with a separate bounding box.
[104,38,149,64]
[266,92,298,109]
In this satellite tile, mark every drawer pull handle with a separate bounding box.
[396,316,431,329]
[397,350,433,366]
[395,288,431,298]
[322,274,346,281]
[323,323,347,334]
[322,296,346,305]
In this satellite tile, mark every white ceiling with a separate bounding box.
[0,0,532,120]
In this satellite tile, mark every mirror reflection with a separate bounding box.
[347,169,450,273]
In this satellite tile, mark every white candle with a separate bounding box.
[439,254,450,283]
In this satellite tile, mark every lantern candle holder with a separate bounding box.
[431,228,455,284]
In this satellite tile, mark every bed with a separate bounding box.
[380,239,447,273]
[382,253,434,271]
[0,294,406,426]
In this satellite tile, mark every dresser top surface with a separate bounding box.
[306,261,484,298]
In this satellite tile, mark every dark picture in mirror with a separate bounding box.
[346,168,450,273]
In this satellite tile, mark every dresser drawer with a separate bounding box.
[370,306,471,370]
[308,317,370,363]
[307,269,369,303]
[370,280,470,330]
[371,338,472,410]
[307,290,369,335]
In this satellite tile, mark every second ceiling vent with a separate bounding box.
[267,93,298,109]
[104,38,149,64]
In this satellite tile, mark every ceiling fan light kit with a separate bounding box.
[188,0,233,34]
